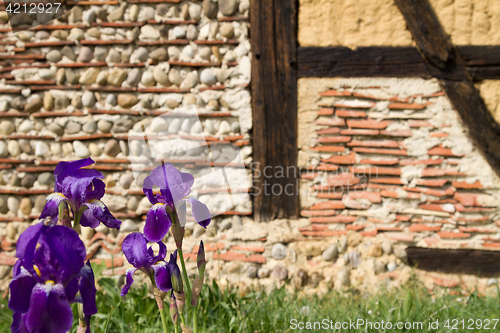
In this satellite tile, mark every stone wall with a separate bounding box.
[0,0,253,291]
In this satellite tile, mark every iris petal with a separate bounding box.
[150,164,194,204]
[44,226,86,282]
[84,179,106,202]
[53,158,95,193]
[121,267,138,296]
[122,233,153,269]
[25,282,73,333]
[144,203,172,243]
[153,241,167,263]
[39,193,67,222]
[142,175,158,205]
[79,262,97,316]
[8,269,36,313]
[183,197,211,228]
[15,223,46,277]
[80,199,121,230]
[152,262,172,292]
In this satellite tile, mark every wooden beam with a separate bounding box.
[394,0,500,177]
[407,247,500,277]
[298,45,500,81]
[250,0,299,221]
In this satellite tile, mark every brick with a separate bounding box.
[483,242,500,248]
[377,226,404,231]
[423,237,440,246]
[317,136,351,143]
[299,225,329,231]
[343,200,369,209]
[366,218,394,223]
[458,227,496,233]
[0,252,16,266]
[90,257,124,269]
[452,180,484,189]
[318,108,334,116]
[408,120,434,127]
[353,147,408,155]
[370,177,404,184]
[230,246,265,253]
[316,118,346,126]
[340,129,379,135]
[430,132,449,137]
[388,102,431,110]
[311,146,345,152]
[379,130,413,137]
[301,209,337,217]
[359,158,399,165]
[310,164,340,172]
[396,214,411,221]
[347,140,400,148]
[351,166,401,176]
[352,92,410,102]
[327,173,360,186]
[192,243,224,253]
[454,216,490,222]
[320,89,352,97]
[213,251,246,261]
[336,109,367,118]
[428,146,464,157]
[416,179,448,187]
[418,203,456,213]
[400,158,443,166]
[346,191,381,203]
[428,199,457,204]
[409,225,441,232]
[359,229,378,237]
[448,158,462,166]
[384,232,415,242]
[430,275,459,288]
[309,201,346,210]
[246,254,267,264]
[335,101,375,108]
[346,224,365,231]
[301,230,347,237]
[454,192,493,207]
[404,186,455,197]
[316,193,343,199]
[310,216,358,223]
[347,119,392,129]
[317,127,340,135]
[421,169,466,177]
[437,231,471,239]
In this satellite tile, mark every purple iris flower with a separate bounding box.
[121,232,176,296]
[143,164,211,242]
[8,223,97,333]
[40,158,121,230]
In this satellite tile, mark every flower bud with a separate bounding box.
[170,217,185,249]
[174,291,185,314]
[169,293,179,326]
[190,275,203,307]
[197,240,206,277]
[170,257,183,294]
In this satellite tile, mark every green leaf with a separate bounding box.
[403,290,413,318]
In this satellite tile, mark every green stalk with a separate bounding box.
[159,305,169,333]
[193,308,198,333]
[177,247,192,304]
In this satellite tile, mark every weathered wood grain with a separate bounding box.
[407,247,500,277]
[250,0,299,221]
[395,0,500,178]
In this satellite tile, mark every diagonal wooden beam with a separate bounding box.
[394,0,500,177]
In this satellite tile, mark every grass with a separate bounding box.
[1,272,500,332]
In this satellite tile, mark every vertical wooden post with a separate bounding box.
[250,0,299,221]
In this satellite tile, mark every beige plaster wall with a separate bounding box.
[299,0,500,47]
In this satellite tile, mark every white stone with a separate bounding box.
[73,141,90,158]
[150,117,169,132]
[18,120,33,133]
[35,141,49,156]
[191,121,202,134]
[218,120,231,135]
[188,3,202,19]
[168,118,182,133]
[0,141,7,157]
[200,69,217,86]
[141,25,160,39]
[173,26,186,39]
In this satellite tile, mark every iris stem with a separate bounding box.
[177,247,192,304]
[159,304,169,333]
[193,308,198,333]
